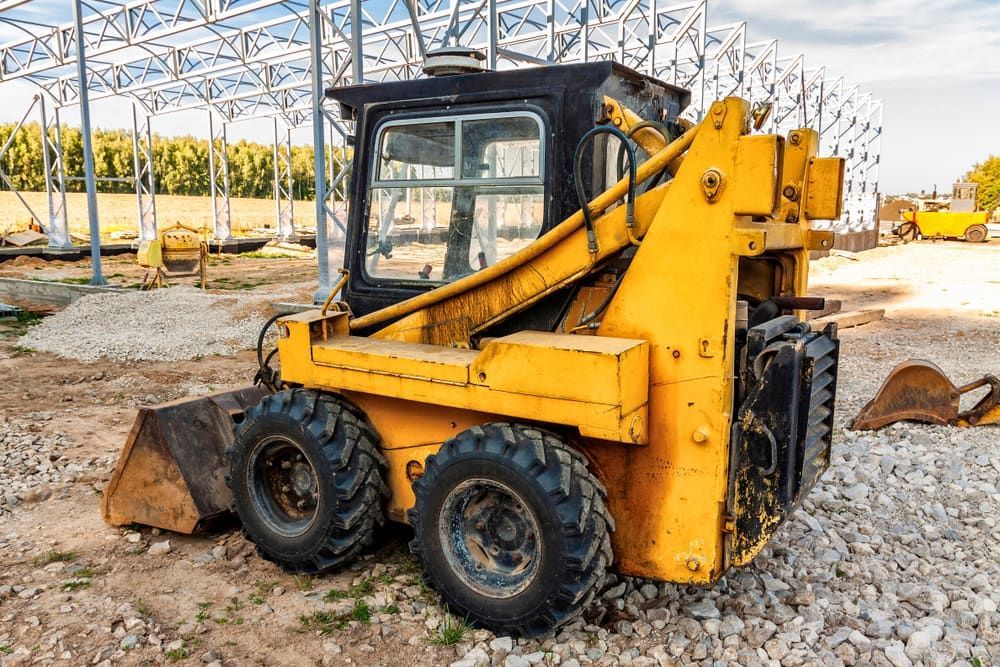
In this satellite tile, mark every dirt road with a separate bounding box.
[1,241,997,666]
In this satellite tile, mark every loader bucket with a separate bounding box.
[101,386,267,534]
[851,360,959,430]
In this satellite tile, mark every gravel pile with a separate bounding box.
[0,414,109,517]
[20,288,268,362]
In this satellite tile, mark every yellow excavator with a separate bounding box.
[103,54,847,636]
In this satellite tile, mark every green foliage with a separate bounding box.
[426,611,471,646]
[32,550,76,566]
[293,574,314,592]
[965,155,1000,214]
[299,610,346,635]
[351,599,372,624]
[323,589,349,602]
[0,122,348,200]
[165,647,188,662]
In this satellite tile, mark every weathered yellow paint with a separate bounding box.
[280,327,649,445]
[733,134,781,216]
[274,94,845,586]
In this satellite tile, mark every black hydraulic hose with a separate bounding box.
[256,312,284,390]
[616,120,674,180]
[573,125,637,254]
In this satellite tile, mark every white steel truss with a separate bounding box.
[0,0,883,289]
[131,104,158,241]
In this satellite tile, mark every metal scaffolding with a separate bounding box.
[0,0,883,291]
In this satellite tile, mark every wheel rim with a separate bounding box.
[967,226,986,242]
[439,478,542,599]
[247,435,320,538]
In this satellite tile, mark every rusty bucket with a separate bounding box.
[852,360,1000,430]
[102,386,266,534]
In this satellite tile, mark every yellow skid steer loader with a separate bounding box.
[104,53,845,636]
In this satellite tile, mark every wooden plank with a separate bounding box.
[813,308,885,330]
[807,299,842,320]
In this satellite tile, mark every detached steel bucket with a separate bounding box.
[102,386,266,534]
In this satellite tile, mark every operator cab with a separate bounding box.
[326,61,690,318]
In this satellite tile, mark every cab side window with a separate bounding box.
[366,111,545,283]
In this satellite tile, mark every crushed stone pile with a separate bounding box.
[21,287,269,362]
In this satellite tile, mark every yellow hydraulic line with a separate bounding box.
[350,122,701,332]
[320,269,350,316]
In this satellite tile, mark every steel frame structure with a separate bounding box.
[0,0,882,290]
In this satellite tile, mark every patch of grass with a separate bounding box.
[61,579,91,592]
[351,599,372,624]
[426,611,471,646]
[351,577,375,597]
[10,345,34,357]
[0,646,12,655]
[226,597,243,613]
[239,251,301,260]
[165,647,188,662]
[249,594,265,605]
[253,578,277,595]
[32,550,76,566]
[383,603,400,615]
[135,598,151,616]
[15,311,41,325]
[299,610,347,636]
[195,601,212,623]
[293,574,314,592]
[323,589,349,602]
[970,658,982,667]
[53,277,92,285]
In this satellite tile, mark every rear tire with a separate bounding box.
[409,423,614,637]
[965,224,988,243]
[227,389,388,574]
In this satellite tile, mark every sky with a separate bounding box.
[0,0,998,195]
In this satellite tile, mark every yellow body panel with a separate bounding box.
[902,210,991,239]
[277,96,844,586]
[281,322,649,445]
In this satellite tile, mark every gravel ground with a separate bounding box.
[0,242,997,667]
[20,288,270,362]
[0,415,111,519]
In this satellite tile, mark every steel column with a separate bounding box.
[131,104,158,242]
[72,0,104,285]
[38,95,71,249]
[207,111,233,240]
[273,117,295,239]
[312,0,332,301]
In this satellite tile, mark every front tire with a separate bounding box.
[409,423,614,637]
[227,389,388,574]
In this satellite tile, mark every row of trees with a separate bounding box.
[0,122,345,200]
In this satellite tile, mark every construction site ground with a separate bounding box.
[0,239,998,666]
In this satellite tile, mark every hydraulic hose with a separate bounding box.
[573,125,638,253]
[255,312,284,392]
